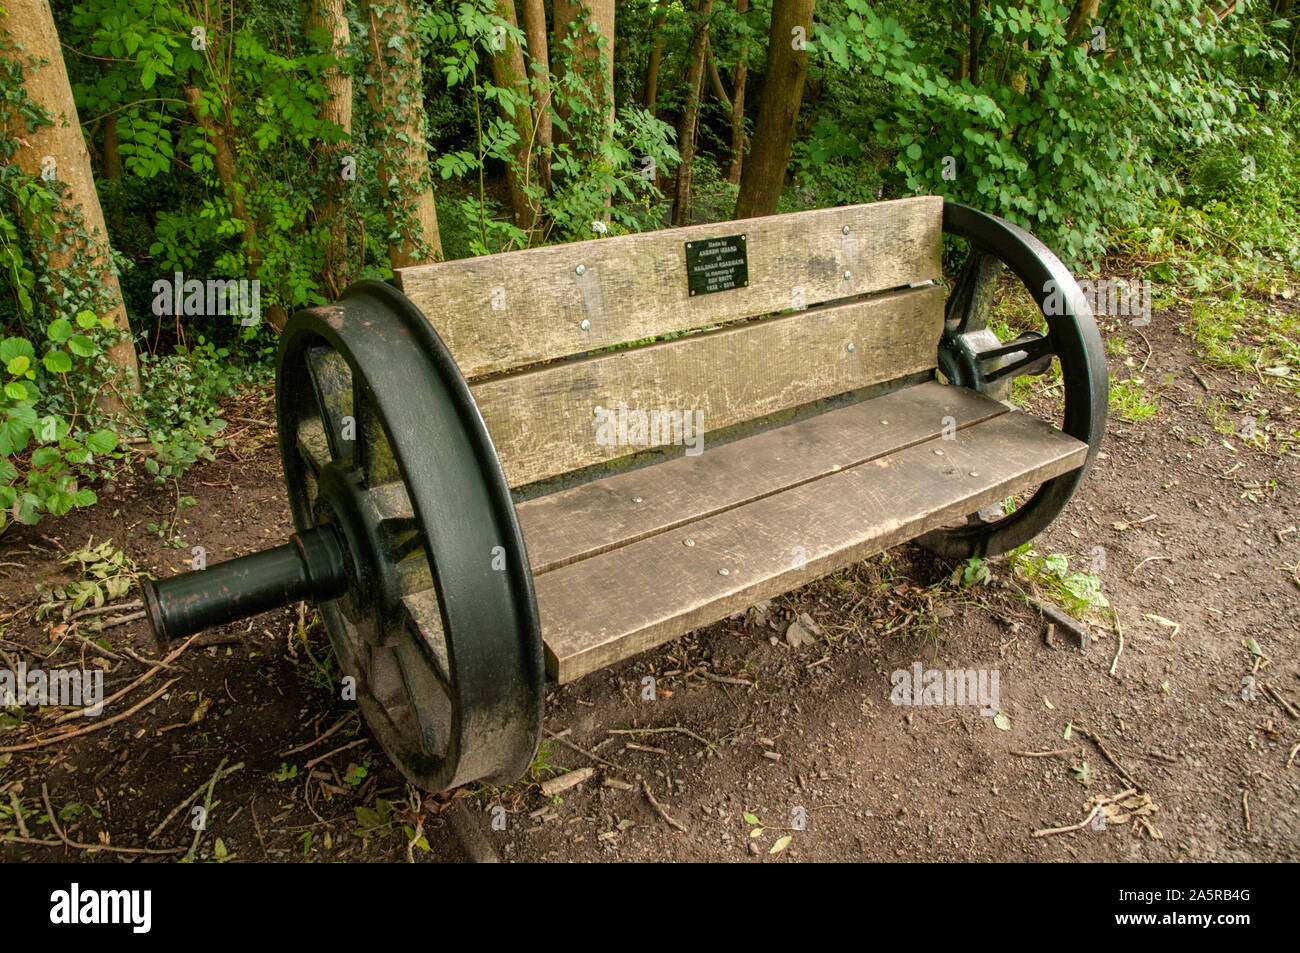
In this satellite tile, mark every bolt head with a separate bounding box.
[684,538,696,547]
[847,342,855,352]
[575,264,586,275]
[843,225,851,235]
[632,497,643,503]
[580,319,591,331]
[718,568,730,576]
[594,405,604,417]
[843,270,852,280]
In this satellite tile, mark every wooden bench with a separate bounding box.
[144,196,1108,790]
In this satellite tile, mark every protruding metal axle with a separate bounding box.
[141,525,349,647]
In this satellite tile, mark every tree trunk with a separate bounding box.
[672,1,714,227]
[733,0,815,220]
[306,0,353,299]
[726,0,750,185]
[968,0,982,84]
[1,0,139,410]
[491,0,542,237]
[363,0,441,267]
[643,7,668,115]
[521,0,553,193]
[553,1,615,139]
[184,81,275,327]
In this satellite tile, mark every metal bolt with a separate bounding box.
[880,420,888,425]
[575,264,585,275]
[632,497,643,503]
[718,568,730,576]
[580,319,591,331]
[843,225,851,235]
[969,471,979,478]
[843,270,852,280]
[684,538,696,547]
[847,342,855,352]
[934,449,944,456]
[594,405,603,417]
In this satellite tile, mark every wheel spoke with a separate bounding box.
[978,332,1055,383]
[945,248,1002,335]
[296,417,332,473]
[305,345,354,462]
[353,377,402,487]
[395,591,454,757]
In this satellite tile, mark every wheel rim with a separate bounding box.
[277,281,544,790]
[920,202,1109,558]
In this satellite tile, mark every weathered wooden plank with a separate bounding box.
[516,381,1008,574]
[535,410,1089,682]
[395,196,943,378]
[472,284,944,487]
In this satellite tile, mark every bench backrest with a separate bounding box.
[394,196,945,489]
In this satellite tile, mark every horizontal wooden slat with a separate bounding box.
[395,197,943,378]
[472,284,944,487]
[535,410,1088,682]
[516,382,1007,573]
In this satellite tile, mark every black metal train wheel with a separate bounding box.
[920,201,1109,559]
[276,281,544,791]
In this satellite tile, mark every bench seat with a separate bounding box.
[518,380,1087,682]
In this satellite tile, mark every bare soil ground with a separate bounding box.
[1,294,1298,863]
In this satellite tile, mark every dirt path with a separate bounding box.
[1,299,1297,863]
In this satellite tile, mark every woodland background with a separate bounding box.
[1,0,1298,532]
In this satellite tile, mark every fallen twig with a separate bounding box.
[55,633,198,724]
[641,781,686,832]
[539,766,595,797]
[0,679,178,753]
[147,761,245,842]
[303,738,367,771]
[41,784,182,856]
[184,758,229,862]
[1109,616,1125,677]
[280,715,350,757]
[544,729,625,771]
[607,725,713,747]
[1010,747,1081,758]
[1032,787,1137,837]
[1263,684,1299,719]
[1075,724,1144,791]
[696,671,755,688]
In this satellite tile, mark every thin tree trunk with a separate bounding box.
[644,7,667,116]
[363,0,441,267]
[733,0,815,220]
[1,0,139,409]
[491,0,542,237]
[521,0,553,193]
[726,0,750,185]
[673,0,714,227]
[306,0,352,298]
[553,0,615,214]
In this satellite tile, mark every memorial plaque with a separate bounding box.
[685,234,748,297]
